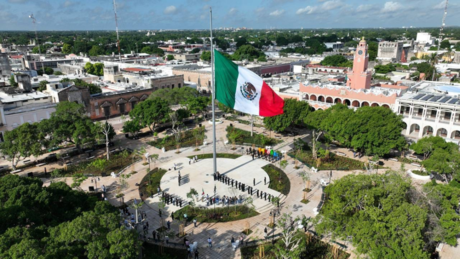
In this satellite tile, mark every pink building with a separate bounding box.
[299,38,407,111]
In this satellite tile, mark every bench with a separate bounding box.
[36,163,46,167]
[389,158,398,162]
[23,160,31,164]
[411,163,421,167]
[11,169,22,174]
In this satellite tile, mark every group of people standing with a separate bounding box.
[247,147,282,162]
[214,171,274,203]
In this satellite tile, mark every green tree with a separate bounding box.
[315,172,430,259]
[37,80,48,92]
[0,123,44,170]
[122,119,142,137]
[190,48,200,54]
[166,54,174,61]
[440,40,450,50]
[232,45,265,61]
[45,102,97,150]
[200,51,211,62]
[276,36,289,46]
[62,43,72,54]
[88,45,103,56]
[263,99,311,132]
[128,98,171,134]
[93,63,104,76]
[183,96,210,118]
[321,55,349,67]
[9,75,17,87]
[84,62,95,74]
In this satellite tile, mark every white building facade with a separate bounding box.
[394,81,460,143]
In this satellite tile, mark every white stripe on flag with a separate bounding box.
[234,66,263,115]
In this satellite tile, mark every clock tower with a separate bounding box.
[346,37,372,90]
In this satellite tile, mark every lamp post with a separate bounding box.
[28,14,45,74]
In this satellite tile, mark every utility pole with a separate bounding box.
[112,0,121,61]
[433,0,449,81]
[29,14,45,74]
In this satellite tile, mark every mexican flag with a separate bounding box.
[214,50,284,117]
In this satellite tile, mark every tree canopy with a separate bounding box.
[232,45,266,61]
[84,62,104,76]
[0,123,44,169]
[0,175,141,258]
[263,99,311,132]
[320,55,352,67]
[128,97,171,133]
[305,104,406,156]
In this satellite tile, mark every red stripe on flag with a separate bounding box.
[259,81,284,117]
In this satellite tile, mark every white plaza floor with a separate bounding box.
[146,155,285,214]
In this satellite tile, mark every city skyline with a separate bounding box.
[0,0,458,31]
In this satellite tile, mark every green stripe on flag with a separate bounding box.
[214,50,238,109]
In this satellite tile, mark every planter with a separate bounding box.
[406,170,430,181]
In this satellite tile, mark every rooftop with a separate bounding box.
[0,91,51,103]
[398,81,460,105]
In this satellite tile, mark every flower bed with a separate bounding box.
[290,151,365,171]
[262,164,290,195]
[139,168,168,199]
[172,205,259,223]
[147,127,205,151]
[57,151,135,176]
[226,126,282,147]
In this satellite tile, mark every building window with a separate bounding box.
[444,112,451,120]
[178,83,181,88]
[103,106,111,118]
[131,101,136,110]
[119,103,125,114]
[172,84,175,89]
[0,132,3,142]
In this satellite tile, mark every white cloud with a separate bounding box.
[356,4,373,13]
[62,0,75,8]
[296,0,343,15]
[164,5,177,14]
[228,8,237,15]
[322,0,343,11]
[381,2,402,13]
[296,6,318,15]
[433,1,446,10]
[269,9,285,17]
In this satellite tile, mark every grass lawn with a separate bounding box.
[226,126,282,147]
[147,127,205,151]
[262,164,290,196]
[241,236,350,259]
[142,242,187,259]
[187,153,241,159]
[139,168,168,198]
[290,151,364,171]
[226,115,264,128]
[172,205,259,223]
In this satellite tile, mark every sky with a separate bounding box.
[0,0,458,31]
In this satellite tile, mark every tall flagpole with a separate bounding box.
[210,8,217,176]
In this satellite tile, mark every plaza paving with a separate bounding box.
[7,114,436,259]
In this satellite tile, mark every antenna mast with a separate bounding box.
[112,0,121,61]
[437,0,448,51]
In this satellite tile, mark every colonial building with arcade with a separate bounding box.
[300,38,408,111]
